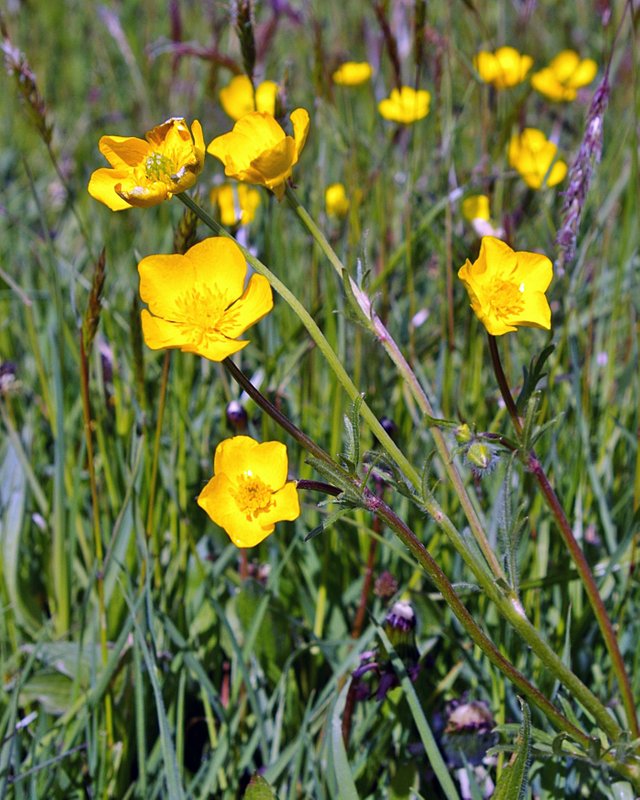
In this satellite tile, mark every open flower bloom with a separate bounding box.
[378,86,431,124]
[198,436,300,547]
[208,109,310,200]
[210,183,261,226]
[508,128,567,189]
[138,237,273,360]
[458,236,553,336]
[219,75,279,120]
[531,50,597,101]
[473,46,533,89]
[332,61,373,86]
[88,118,205,210]
[325,182,350,217]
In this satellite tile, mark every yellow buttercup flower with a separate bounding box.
[198,435,300,547]
[332,61,373,86]
[219,75,279,120]
[88,117,205,211]
[378,86,431,124]
[462,194,490,222]
[210,183,261,226]
[531,50,597,101]
[208,109,310,200]
[473,46,533,89]
[137,237,273,361]
[458,236,552,336]
[325,183,350,217]
[508,128,567,189]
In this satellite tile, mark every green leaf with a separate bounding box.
[330,683,361,800]
[516,344,555,414]
[493,698,531,800]
[243,774,277,800]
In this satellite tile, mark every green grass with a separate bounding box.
[1,0,639,797]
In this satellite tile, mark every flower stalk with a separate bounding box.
[221,359,639,780]
[488,332,639,740]
[284,185,504,580]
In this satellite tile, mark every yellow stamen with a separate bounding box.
[232,473,274,521]
[489,279,524,320]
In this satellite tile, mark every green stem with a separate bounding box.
[180,193,624,741]
[488,333,639,740]
[285,185,504,581]
[221,360,636,772]
[222,359,624,744]
[79,333,114,749]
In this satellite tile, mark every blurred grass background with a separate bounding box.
[0,0,639,797]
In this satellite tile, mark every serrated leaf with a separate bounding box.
[493,698,531,800]
[243,774,277,799]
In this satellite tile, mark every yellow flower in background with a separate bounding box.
[325,183,350,217]
[508,128,567,189]
[210,183,261,226]
[208,109,310,200]
[332,61,373,86]
[138,237,273,361]
[198,436,300,547]
[220,75,279,120]
[458,236,552,336]
[473,46,533,89]
[378,86,431,124]
[462,194,491,222]
[531,50,597,101]
[88,117,205,210]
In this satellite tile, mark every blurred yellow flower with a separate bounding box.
[458,236,552,336]
[88,117,205,210]
[219,75,279,120]
[473,46,533,89]
[210,183,261,226]
[332,61,373,86]
[198,435,300,547]
[325,183,350,217]
[138,237,272,361]
[508,128,567,189]
[531,50,597,101]
[208,109,310,200]
[378,86,431,124]
[462,194,490,222]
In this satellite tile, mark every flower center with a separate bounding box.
[232,472,274,521]
[144,151,175,183]
[175,284,224,326]
[488,279,525,320]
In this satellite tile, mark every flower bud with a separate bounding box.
[226,400,248,432]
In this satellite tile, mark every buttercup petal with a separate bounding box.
[87,168,134,211]
[569,58,597,88]
[243,440,289,491]
[512,291,551,330]
[255,81,278,114]
[141,310,194,350]
[218,274,273,339]
[98,135,150,168]
[213,436,259,479]
[250,136,297,189]
[181,334,248,362]
[186,237,247,307]
[511,250,553,292]
[115,178,170,207]
[258,481,300,526]
[220,75,255,120]
[139,253,196,320]
[290,108,310,159]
